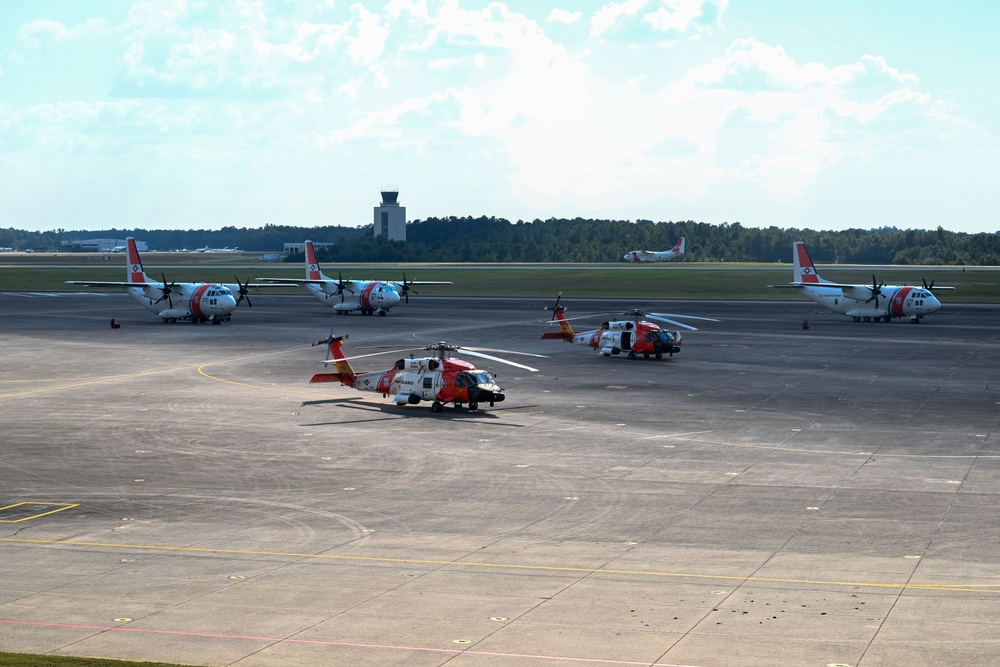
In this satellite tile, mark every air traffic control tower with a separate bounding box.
[373,190,406,242]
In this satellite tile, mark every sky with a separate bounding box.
[1,0,997,234]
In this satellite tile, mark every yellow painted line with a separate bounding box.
[0,502,79,523]
[1,537,996,594]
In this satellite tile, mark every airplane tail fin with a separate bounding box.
[310,335,356,386]
[305,240,326,281]
[125,238,148,284]
[673,238,685,254]
[793,242,825,284]
[541,293,575,342]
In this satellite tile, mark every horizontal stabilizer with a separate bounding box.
[310,372,346,384]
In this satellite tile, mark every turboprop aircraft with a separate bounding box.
[768,242,953,324]
[66,238,269,324]
[541,293,719,359]
[258,240,452,316]
[623,237,685,263]
[309,324,545,412]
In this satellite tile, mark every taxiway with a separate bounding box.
[1,294,998,666]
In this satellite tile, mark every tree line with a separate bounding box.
[3,218,997,265]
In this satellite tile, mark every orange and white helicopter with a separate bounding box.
[259,240,451,316]
[541,293,719,359]
[309,324,546,412]
[66,237,270,323]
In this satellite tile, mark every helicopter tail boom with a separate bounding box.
[310,336,356,386]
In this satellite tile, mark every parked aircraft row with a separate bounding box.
[65,238,953,327]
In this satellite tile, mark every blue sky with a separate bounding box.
[1,0,997,234]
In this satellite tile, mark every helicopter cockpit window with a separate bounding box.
[468,372,492,386]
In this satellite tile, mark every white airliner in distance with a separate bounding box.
[769,241,953,323]
[623,238,685,262]
[258,240,452,316]
[66,238,273,323]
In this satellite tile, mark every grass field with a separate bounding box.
[1,253,997,302]
[0,653,188,667]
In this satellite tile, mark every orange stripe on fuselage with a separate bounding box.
[890,286,913,317]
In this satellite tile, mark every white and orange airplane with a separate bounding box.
[769,241,953,323]
[623,237,685,262]
[66,237,269,323]
[259,240,451,316]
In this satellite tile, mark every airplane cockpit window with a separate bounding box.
[456,374,466,388]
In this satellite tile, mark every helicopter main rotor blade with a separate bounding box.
[326,348,425,364]
[460,346,550,358]
[457,348,541,372]
[643,314,701,331]
[648,313,721,322]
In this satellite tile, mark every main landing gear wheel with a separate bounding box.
[627,351,636,360]
[431,401,443,412]
[469,402,479,411]
[656,353,663,359]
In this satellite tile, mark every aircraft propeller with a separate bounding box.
[334,271,349,298]
[234,275,253,308]
[865,275,886,308]
[153,272,177,308]
[399,273,418,303]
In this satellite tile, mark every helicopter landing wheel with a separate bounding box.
[656,353,662,359]
[627,351,636,360]
[431,401,443,413]
[469,402,479,411]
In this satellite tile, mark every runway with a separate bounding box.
[2,293,999,666]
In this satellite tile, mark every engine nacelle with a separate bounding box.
[395,358,428,372]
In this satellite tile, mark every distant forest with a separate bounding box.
[3,218,998,265]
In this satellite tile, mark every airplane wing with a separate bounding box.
[390,281,453,286]
[767,282,851,289]
[66,281,159,287]
[255,278,333,285]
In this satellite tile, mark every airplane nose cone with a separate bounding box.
[219,295,237,312]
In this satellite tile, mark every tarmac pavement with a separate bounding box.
[1,293,998,666]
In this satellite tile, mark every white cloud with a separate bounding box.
[591,0,648,36]
[547,9,582,24]
[645,0,728,33]
[591,0,726,37]
[16,17,109,50]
